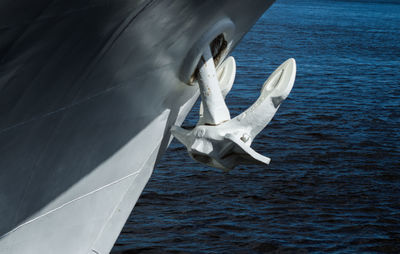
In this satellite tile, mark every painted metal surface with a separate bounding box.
[172,57,296,171]
[0,0,275,253]
[196,47,231,125]
[198,56,236,126]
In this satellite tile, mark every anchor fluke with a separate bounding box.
[171,46,296,171]
[224,58,296,138]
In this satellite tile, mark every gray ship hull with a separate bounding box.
[0,1,274,253]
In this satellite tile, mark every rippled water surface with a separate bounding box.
[113,0,400,252]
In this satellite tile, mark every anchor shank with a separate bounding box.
[197,47,230,125]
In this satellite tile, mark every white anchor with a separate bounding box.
[171,46,296,171]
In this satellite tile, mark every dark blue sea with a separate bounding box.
[113,0,400,252]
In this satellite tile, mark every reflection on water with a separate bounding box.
[113,0,400,252]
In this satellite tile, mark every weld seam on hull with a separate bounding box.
[0,0,156,135]
[0,63,172,135]
[1,170,141,239]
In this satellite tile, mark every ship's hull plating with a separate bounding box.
[0,1,274,253]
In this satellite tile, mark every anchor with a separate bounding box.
[171,46,296,171]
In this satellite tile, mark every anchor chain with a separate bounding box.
[171,46,296,171]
